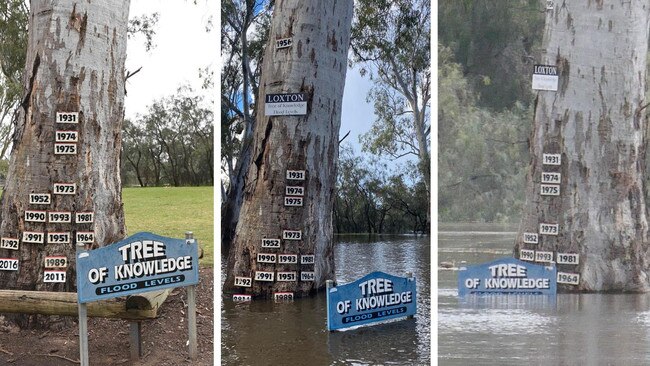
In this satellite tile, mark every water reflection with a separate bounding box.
[439,225,650,365]
[458,294,557,310]
[222,235,430,366]
[328,319,419,366]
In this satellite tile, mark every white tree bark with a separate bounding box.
[224,0,353,297]
[0,0,129,304]
[515,1,650,291]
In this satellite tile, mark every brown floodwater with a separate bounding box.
[438,223,650,365]
[221,235,431,366]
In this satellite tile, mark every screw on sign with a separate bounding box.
[54,143,77,155]
[234,276,252,287]
[535,251,554,263]
[75,212,94,224]
[274,292,294,301]
[44,256,68,268]
[24,210,46,223]
[284,196,304,207]
[519,249,535,261]
[277,272,297,282]
[286,170,306,180]
[257,253,277,264]
[29,193,51,205]
[53,183,76,195]
[301,255,315,264]
[255,271,274,282]
[523,232,539,244]
[47,232,71,244]
[557,272,580,285]
[540,184,560,196]
[23,231,45,243]
[76,232,95,243]
[283,230,302,240]
[56,112,79,124]
[556,253,579,265]
[55,130,79,142]
[539,223,559,236]
[261,238,281,248]
[542,153,561,165]
[285,186,304,196]
[278,254,298,264]
[43,270,67,283]
[276,37,293,49]
[0,238,19,250]
[0,258,18,271]
[541,172,561,184]
[233,294,252,302]
[49,211,72,223]
[300,271,315,281]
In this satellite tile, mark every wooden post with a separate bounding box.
[129,321,142,360]
[406,272,414,319]
[186,231,198,360]
[77,243,89,366]
[0,290,161,319]
[326,280,334,331]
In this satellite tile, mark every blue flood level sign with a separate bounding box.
[76,232,200,303]
[457,257,556,296]
[327,271,416,331]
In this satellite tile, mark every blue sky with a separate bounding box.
[125,1,416,168]
[125,0,216,121]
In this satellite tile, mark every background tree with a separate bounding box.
[220,0,272,249]
[334,144,428,234]
[121,87,213,187]
[350,0,431,193]
[223,0,354,297]
[0,0,130,327]
[438,0,545,111]
[438,44,531,222]
[514,1,650,291]
[437,0,547,223]
[0,1,28,160]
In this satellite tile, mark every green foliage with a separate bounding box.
[121,86,213,187]
[0,3,160,160]
[438,0,545,111]
[0,1,27,158]
[127,13,160,52]
[335,145,428,234]
[438,44,531,222]
[122,186,213,266]
[220,0,272,193]
[351,0,430,185]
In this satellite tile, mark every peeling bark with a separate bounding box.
[224,0,353,298]
[0,0,129,325]
[515,1,650,292]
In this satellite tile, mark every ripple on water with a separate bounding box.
[438,307,555,336]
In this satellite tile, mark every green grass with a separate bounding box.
[122,186,214,266]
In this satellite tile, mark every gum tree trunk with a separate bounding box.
[0,0,129,325]
[224,0,353,298]
[514,1,650,291]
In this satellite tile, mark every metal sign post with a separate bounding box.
[186,231,198,360]
[76,242,89,366]
[76,231,200,362]
[326,272,417,331]
[457,257,557,296]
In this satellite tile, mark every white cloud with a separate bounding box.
[125,0,216,120]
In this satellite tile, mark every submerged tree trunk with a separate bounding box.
[515,1,650,292]
[0,0,129,326]
[220,139,252,253]
[224,0,353,297]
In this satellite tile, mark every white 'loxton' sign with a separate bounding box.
[265,93,307,116]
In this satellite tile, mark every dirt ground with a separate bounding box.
[0,267,214,366]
